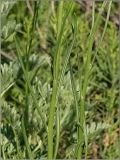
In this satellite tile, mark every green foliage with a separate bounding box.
[1,0,119,159]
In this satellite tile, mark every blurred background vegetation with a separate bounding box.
[1,0,119,159]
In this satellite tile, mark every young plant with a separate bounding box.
[14,1,39,159]
[74,1,112,159]
[48,1,75,159]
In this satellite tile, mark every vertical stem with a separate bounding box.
[24,1,38,130]
[53,108,60,159]
[76,1,107,159]
[48,1,75,158]
[21,116,33,159]
[22,1,39,158]
[48,79,58,159]
[48,1,63,159]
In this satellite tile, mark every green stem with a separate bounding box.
[21,116,33,159]
[48,1,75,158]
[24,1,39,130]
[53,105,60,159]
[76,1,107,159]
[15,2,39,159]
[48,79,58,159]
[48,1,63,159]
